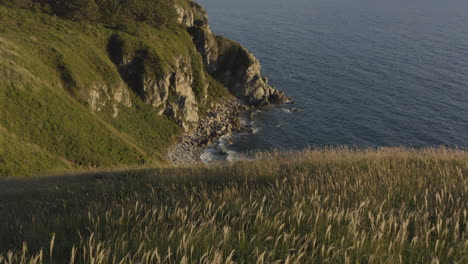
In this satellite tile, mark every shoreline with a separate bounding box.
[165,98,254,165]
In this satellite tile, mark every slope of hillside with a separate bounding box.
[0,126,70,175]
[0,148,466,263]
[0,0,288,176]
[0,5,186,176]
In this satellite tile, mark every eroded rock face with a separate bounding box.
[213,42,289,106]
[163,56,199,131]
[87,82,132,118]
[93,0,288,134]
[142,74,170,110]
[188,26,218,73]
[107,35,200,131]
[216,42,289,106]
[179,0,289,106]
[176,1,210,28]
[175,4,194,27]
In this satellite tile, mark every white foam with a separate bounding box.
[239,117,250,126]
[200,139,250,165]
[200,147,225,164]
[200,117,254,165]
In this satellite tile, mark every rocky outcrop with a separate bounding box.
[188,26,218,73]
[209,36,289,106]
[175,0,209,28]
[179,0,289,106]
[175,4,195,28]
[96,0,287,133]
[166,98,251,165]
[163,56,200,131]
[107,35,201,131]
[87,82,132,118]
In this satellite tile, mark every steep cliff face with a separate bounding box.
[175,0,210,28]
[178,0,289,106]
[97,0,288,131]
[107,33,202,130]
[163,56,201,130]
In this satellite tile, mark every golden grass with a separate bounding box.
[0,148,466,263]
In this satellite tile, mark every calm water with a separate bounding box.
[198,0,468,155]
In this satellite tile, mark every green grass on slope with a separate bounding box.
[0,74,147,168]
[0,6,213,176]
[0,148,466,263]
[0,127,70,177]
[109,98,179,159]
[109,24,208,102]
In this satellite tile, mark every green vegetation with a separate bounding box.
[0,2,465,264]
[107,24,207,102]
[0,148,466,263]
[206,73,230,103]
[108,99,179,159]
[0,127,70,176]
[0,0,177,26]
[0,2,221,176]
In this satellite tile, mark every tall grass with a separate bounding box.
[0,148,466,263]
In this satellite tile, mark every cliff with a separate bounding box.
[0,0,287,176]
[178,1,288,106]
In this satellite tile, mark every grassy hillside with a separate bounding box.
[0,127,70,176]
[0,148,466,263]
[0,3,218,176]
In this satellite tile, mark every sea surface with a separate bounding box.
[198,0,468,160]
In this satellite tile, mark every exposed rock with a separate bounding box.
[175,4,194,27]
[175,0,209,29]
[87,82,132,118]
[165,98,253,165]
[175,0,210,28]
[211,40,290,106]
[141,75,170,109]
[107,33,201,130]
[164,57,200,131]
[89,0,289,141]
[179,0,290,107]
[188,26,218,72]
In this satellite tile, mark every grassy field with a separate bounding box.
[0,148,466,263]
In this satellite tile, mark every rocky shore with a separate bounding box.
[165,0,292,165]
[165,97,254,165]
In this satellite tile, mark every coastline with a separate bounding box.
[165,97,254,165]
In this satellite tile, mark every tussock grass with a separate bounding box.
[0,148,466,263]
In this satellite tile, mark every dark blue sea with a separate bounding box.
[198,0,468,159]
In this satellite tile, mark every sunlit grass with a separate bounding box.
[0,147,466,263]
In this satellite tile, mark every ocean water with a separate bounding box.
[198,0,468,156]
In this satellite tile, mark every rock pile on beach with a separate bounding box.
[165,98,253,165]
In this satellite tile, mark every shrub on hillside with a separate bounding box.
[96,0,177,26]
[0,0,33,8]
[0,0,177,26]
[39,0,100,21]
